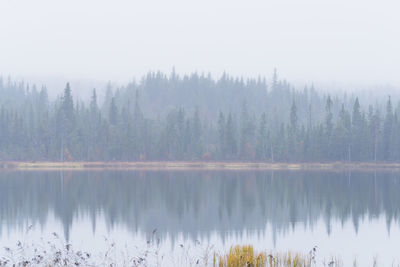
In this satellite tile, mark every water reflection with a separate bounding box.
[0,170,400,244]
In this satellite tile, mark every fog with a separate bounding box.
[1,0,399,90]
[2,2,400,264]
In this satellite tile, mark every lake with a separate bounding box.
[1,170,400,266]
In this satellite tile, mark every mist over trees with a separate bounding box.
[0,71,399,162]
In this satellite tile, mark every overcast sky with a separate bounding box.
[0,0,399,88]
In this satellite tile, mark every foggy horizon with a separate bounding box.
[2,69,400,103]
[1,0,400,88]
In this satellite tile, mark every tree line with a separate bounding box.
[0,72,399,162]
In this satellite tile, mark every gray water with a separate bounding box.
[1,170,400,266]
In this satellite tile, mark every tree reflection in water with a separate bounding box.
[0,170,399,244]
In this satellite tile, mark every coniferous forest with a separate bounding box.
[0,71,399,162]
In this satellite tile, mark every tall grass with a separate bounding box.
[216,245,266,267]
[1,237,399,266]
[214,245,314,267]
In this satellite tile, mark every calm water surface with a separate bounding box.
[1,170,400,266]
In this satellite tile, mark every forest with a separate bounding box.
[0,70,399,162]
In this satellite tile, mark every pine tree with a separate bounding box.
[383,96,393,160]
[218,111,226,159]
[62,83,74,123]
[90,89,98,119]
[239,101,250,158]
[290,100,298,134]
[59,83,75,161]
[351,98,363,161]
[289,100,298,159]
[325,96,333,136]
[176,108,186,159]
[133,90,143,158]
[192,107,202,158]
[109,97,118,126]
[272,68,278,91]
[370,107,381,162]
[256,112,267,160]
[324,96,333,159]
[225,113,237,159]
[89,89,99,159]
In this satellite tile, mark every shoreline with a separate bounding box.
[1,161,400,171]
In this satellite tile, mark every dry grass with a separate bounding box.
[1,239,398,267]
[215,246,313,267]
[216,245,267,267]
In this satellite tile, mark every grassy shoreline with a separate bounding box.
[1,160,400,171]
[0,240,387,267]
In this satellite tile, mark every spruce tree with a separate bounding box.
[383,96,393,160]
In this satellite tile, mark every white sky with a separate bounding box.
[0,0,399,88]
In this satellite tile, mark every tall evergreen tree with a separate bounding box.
[109,97,118,126]
[218,111,226,158]
[225,113,237,159]
[383,96,393,160]
[59,83,75,161]
[351,98,364,160]
[290,100,298,134]
[191,107,202,158]
[256,112,267,160]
